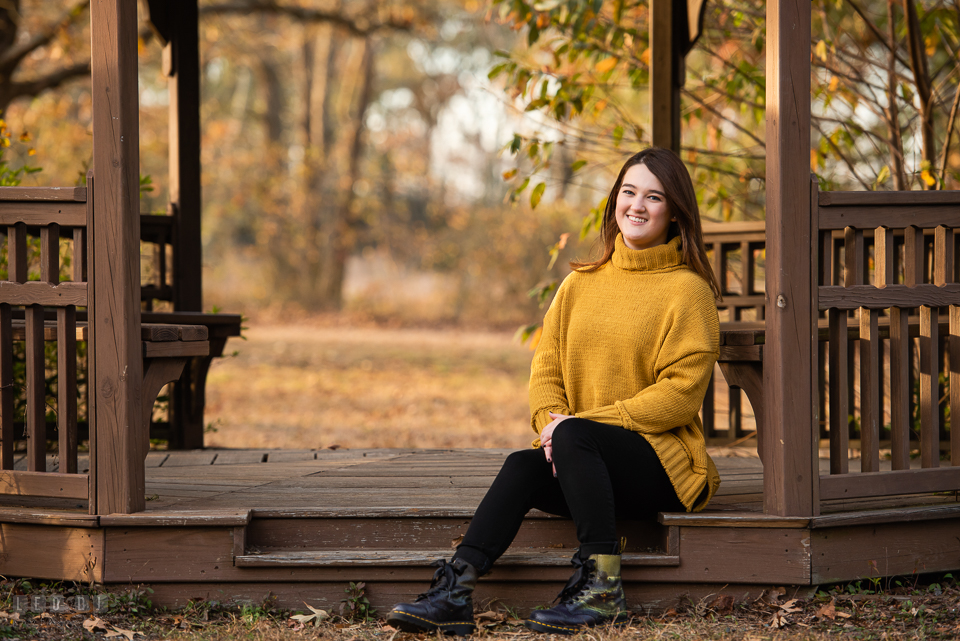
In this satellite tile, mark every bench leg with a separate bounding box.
[143,357,189,457]
[717,361,765,463]
[169,337,227,450]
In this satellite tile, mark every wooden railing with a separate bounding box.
[816,186,960,501]
[702,221,765,440]
[0,186,90,502]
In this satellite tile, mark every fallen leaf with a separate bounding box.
[755,587,786,605]
[710,594,735,615]
[476,611,505,622]
[84,617,108,633]
[816,599,836,620]
[779,598,802,614]
[289,603,329,627]
[546,543,564,549]
[450,534,464,548]
[769,610,789,629]
[327,444,341,450]
[105,626,140,640]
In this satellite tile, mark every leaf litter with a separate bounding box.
[2,577,960,639]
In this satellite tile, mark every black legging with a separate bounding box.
[453,418,686,575]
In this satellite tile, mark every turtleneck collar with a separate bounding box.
[611,234,684,272]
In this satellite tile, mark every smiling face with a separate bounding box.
[614,163,675,251]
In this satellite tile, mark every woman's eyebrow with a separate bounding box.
[622,183,665,197]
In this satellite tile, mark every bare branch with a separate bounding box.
[5,61,90,106]
[843,0,912,70]
[199,2,430,36]
[814,121,874,190]
[682,89,766,149]
[938,84,960,189]
[0,1,90,74]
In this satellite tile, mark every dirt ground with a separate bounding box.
[4,577,958,640]
[203,323,538,450]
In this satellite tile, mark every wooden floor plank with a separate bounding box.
[160,451,219,467]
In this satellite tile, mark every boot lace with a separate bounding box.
[554,555,596,604]
[415,559,458,601]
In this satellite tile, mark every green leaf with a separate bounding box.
[612,125,624,146]
[510,134,523,154]
[530,181,546,208]
[571,159,587,173]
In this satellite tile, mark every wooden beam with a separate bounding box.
[650,0,681,152]
[91,0,146,515]
[165,0,203,312]
[763,1,817,516]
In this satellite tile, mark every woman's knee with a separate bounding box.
[498,448,548,479]
[551,418,594,458]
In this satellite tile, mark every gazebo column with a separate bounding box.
[763,0,819,516]
[90,0,145,514]
[650,0,681,152]
[164,0,206,450]
[164,0,203,315]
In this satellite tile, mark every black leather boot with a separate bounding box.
[525,553,629,634]
[387,559,478,635]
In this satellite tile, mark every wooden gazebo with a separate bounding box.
[0,0,956,613]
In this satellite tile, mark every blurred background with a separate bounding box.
[2,0,957,449]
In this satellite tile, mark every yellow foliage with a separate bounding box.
[921,169,936,187]
[828,76,839,92]
[528,326,543,351]
[810,150,818,172]
[815,40,828,62]
[595,56,618,73]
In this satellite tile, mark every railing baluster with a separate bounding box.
[40,223,59,284]
[860,308,880,472]
[0,304,12,470]
[829,308,849,474]
[920,306,940,468]
[890,308,911,470]
[9,222,27,283]
[57,306,78,473]
[905,226,923,287]
[25,303,45,472]
[73,227,87,283]
[844,227,864,287]
[951,306,960,467]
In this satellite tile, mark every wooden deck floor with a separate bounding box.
[141,448,766,514]
[2,448,959,613]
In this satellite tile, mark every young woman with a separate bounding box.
[387,147,722,635]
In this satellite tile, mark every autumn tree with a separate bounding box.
[490,0,960,229]
[0,1,91,117]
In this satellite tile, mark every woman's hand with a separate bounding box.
[541,412,574,476]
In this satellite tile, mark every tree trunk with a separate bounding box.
[886,0,905,190]
[316,35,375,309]
[902,0,936,186]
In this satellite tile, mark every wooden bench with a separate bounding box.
[140,311,242,448]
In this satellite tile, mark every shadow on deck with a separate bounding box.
[2,448,959,613]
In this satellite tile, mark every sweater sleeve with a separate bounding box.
[575,288,719,434]
[528,278,573,441]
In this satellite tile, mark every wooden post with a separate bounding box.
[650,0,681,152]
[166,0,205,449]
[91,0,146,514]
[763,1,818,516]
[164,0,203,313]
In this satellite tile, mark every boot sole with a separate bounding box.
[387,610,476,636]
[524,613,630,635]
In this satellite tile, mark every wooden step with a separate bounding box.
[234,548,680,568]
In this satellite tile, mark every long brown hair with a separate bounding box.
[572,147,722,300]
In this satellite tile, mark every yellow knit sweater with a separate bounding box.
[529,235,721,511]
